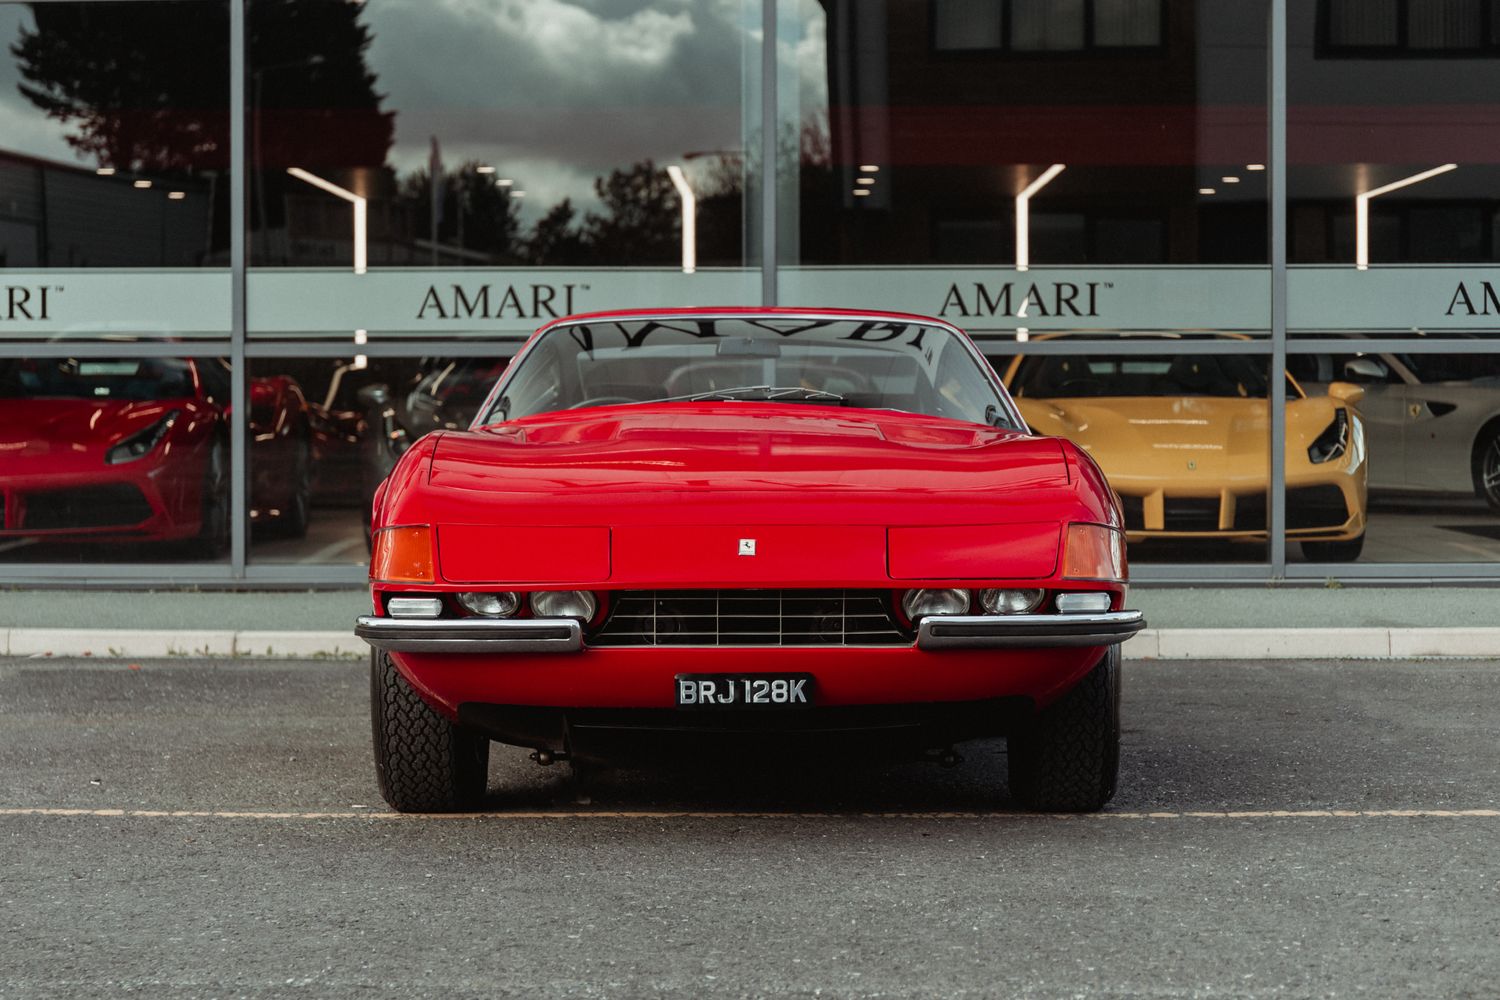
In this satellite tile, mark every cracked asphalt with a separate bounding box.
[2,654,1498,999]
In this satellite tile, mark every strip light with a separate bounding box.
[1015,164,1065,272]
[1355,164,1457,270]
[665,165,696,274]
[288,167,368,275]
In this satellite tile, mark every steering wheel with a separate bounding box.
[567,396,638,409]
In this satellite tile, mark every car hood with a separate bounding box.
[1016,395,1275,487]
[0,398,182,459]
[424,403,1070,519]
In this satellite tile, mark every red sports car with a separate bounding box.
[0,356,311,554]
[356,309,1143,812]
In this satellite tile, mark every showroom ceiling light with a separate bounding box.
[857,177,876,185]
[1356,163,1457,269]
[133,180,152,189]
[1199,187,1216,195]
[96,167,116,176]
[497,178,514,187]
[476,165,495,174]
[1221,176,1240,184]
[665,165,697,274]
[1015,163,1065,272]
[1246,163,1265,171]
[288,167,367,274]
[167,191,186,200]
[859,164,880,172]
[853,188,871,197]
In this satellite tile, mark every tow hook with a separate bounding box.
[529,748,571,766]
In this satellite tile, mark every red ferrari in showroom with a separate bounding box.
[356,309,1144,813]
[0,356,312,555]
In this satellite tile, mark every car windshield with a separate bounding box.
[0,357,196,401]
[481,316,1016,428]
[1011,354,1271,399]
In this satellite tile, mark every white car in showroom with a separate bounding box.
[1295,352,1500,512]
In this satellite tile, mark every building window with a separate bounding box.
[1324,0,1493,54]
[931,0,1162,54]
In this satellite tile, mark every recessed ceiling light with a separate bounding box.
[511,190,526,198]
[853,189,871,197]
[167,191,186,200]
[95,167,116,176]
[1246,163,1266,171]
[856,177,876,185]
[475,165,495,174]
[859,164,880,172]
[1198,187,1216,195]
[133,180,152,189]
[1221,176,1240,184]
[496,178,514,186]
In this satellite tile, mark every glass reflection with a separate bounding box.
[249,0,751,268]
[0,355,236,563]
[0,1,230,267]
[782,0,1268,266]
[1288,348,1500,563]
[250,356,509,564]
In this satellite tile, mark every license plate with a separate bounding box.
[674,673,814,709]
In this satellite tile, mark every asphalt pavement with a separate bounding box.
[2,655,1498,998]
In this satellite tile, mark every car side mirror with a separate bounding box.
[1343,357,1387,383]
[1327,381,1365,406]
[357,384,390,407]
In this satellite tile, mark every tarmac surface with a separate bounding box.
[3,654,1499,998]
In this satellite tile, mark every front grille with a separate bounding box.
[1162,497,1220,532]
[591,589,910,647]
[20,484,153,530]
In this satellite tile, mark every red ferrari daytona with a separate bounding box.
[356,309,1144,812]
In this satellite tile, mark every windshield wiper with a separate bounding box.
[636,385,847,404]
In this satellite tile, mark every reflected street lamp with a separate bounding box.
[666,164,697,274]
[287,167,368,274]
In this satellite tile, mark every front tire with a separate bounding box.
[1008,645,1120,812]
[371,651,489,812]
[1301,534,1364,562]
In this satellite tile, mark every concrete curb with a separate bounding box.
[1,627,1498,660]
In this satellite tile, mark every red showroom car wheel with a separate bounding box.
[1007,645,1121,813]
[371,651,490,812]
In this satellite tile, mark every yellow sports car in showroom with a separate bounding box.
[1002,347,1368,561]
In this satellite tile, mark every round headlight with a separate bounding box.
[901,588,970,621]
[980,588,1046,615]
[531,590,598,621]
[457,591,519,618]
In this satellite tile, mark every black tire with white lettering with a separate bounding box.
[371,650,489,812]
[1007,645,1120,813]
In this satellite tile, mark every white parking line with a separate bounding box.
[0,807,1496,821]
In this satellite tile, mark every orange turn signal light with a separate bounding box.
[1062,523,1126,582]
[371,525,435,584]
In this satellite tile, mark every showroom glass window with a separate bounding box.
[0,1,232,567]
[1287,0,1500,567]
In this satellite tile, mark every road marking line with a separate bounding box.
[0,807,1496,820]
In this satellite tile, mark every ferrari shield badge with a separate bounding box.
[738,538,757,556]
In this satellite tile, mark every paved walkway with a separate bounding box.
[0,585,1496,658]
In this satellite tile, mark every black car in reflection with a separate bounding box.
[357,358,509,545]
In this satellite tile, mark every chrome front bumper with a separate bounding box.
[356,616,582,653]
[915,610,1145,650]
[357,609,1144,654]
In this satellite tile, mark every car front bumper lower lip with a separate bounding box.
[356,616,584,653]
[355,609,1145,654]
[915,611,1145,649]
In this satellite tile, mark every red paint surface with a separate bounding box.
[438,524,612,583]
[888,522,1060,580]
